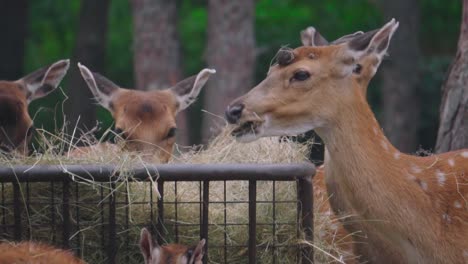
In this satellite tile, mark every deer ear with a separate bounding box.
[78,63,120,111]
[140,228,157,263]
[192,239,205,261]
[170,68,216,112]
[300,26,328,46]
[347,19,399,59]
[19,59,70,103]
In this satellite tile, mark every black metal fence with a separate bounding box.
[0,163,315,263]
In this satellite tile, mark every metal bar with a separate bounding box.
[75,182,80,255]
[223,180,227,263]
[201,181,209,264]
[62,180,70,248]
[248,180,257,264]
[1,183,6,237]
[108,182,117,264]
[298,178,314,264]
[156,181,164,245]
[13,182,21,241]
[50,182,56,243]
[272,181,276,263]
[0,164,315,182]
[174,181,178,243]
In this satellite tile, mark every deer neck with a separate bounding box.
[314,90,411,218]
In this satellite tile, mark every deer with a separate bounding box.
[0,59,70,155]
[0,241,85,264]
[70,63,215,162]
[226,19,468,264]
[300,27,404,263]
[140,228,205,264]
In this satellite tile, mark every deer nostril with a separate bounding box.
[225,104,244,124]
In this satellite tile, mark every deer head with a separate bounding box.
[0,59,70,154]
[139,228,205,264]
[226,20,398,142]
[78,63,215,162]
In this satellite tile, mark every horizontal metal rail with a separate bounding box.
[0,163,315,182]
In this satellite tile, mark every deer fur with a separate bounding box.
[226,19,468,263]
[140,228,205,264]
[0,60,69,155]
[0,241,85,264]
[70,64,215,162]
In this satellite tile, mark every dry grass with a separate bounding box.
[0,127,351,263]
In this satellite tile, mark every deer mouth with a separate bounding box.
[231,121,262,140]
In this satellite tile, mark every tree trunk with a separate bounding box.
[66,0,110,135]
[378,0,421,153]
[202,0,256,142]
[130,0,189,145]
[0,0,27,80]
[435,0,468,153]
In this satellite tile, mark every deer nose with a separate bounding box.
[225,103,244,124]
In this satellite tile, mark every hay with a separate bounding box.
[0,127,352,263]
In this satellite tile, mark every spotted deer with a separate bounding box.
[73,63,215,162]
[300,27,403,263]
[140,228,205,264]
[0,241,85,264]
[226,19,468,263]
[0,60,69,155]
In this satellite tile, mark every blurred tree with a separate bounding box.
[436,0,468,152]
[377,0,421,153]
[66,0,110,137]
[0,0,27,80]
[202,0,256,142]
[130,0,190,145]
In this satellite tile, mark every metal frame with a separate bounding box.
[0,163,315,264]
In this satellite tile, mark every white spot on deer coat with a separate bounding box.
[436,170,446,186]
[411,165,422,174]
[394,152,401,160]
[461,151,468,158]
[407,174,416,181]
[373,127,378,135]
[448,159,455,167]
[454,201,462,208]
[420,181,428,191]
[442,213,451,223]
[381,141,389,151]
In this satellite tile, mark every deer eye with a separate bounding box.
[166,127,177,139]
[292,70,310,82]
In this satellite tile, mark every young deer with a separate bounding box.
[73,64,215,162]
[300,27,403,263]
[0,60,69,155]
[0,241,85,264]
[226,19,468,263]
[140,228,205,264]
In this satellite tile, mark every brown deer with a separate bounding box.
[0,241,85,264]
[0,60,69,155]
[300,27,403,263]
[140,228,205,264]
[72,64,215,162]
[226,19,468,263]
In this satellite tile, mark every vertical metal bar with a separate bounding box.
[248,180,257,264]
[298,178,314,264]
[26,181,30,238]
[13,182,21,241]
[51,182,56,243]
[62,180,70,248]
[100,185,105,251]
[174,181,178,243]
[125,183,130,263]
[272,181,276,263]
[201,180,209,264]
[1,183,6,237]
[75,182,81,255]
[223,180,227,263]
[156,181,164,245]
[108,182,117,264]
